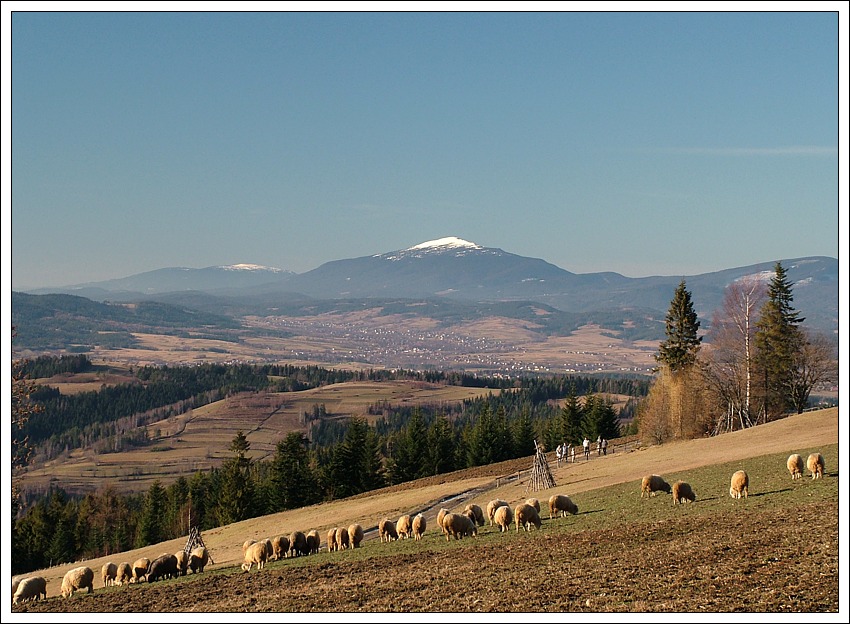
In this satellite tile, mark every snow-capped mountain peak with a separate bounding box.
[217,263,284,273]
[407,237,482,251]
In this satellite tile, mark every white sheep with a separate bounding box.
[515,503,542,532]
[189,547,209,573]
[730,470,749,499]
[641,474,672,498]
[787,453,804,480]
[242,539,270,571]
[524,498,541,513]
[442,512,477,541]
[131,557,150,583]
[306,530,321,554]
[326,528,338,552]
[672,481,696,504]
[13,576,47,605]
[101,561,118,587]
[493,504,513,532]
[174,550,189,576]
[61,566,94,598]
[396,514,413,540]
[242,539,257,553]
[334,526,350,551]
[379,518,398,542]
[116,562,132,585]
[412,513,427,540]
[290,530,309,557]
[436,508,451,535]
[347,524,364,548]
[463,503,485,527]
[486,499,509,526]
[548,494,579,519]
[273,535,291,559]
[807,453,825,479]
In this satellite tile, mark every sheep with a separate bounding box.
[442,512,477,541]
[463,508,478,527]
[730,470,749,499]
[548,494,579,519]
[188,547,209,574]
[242,539,257,553]
[463,503,486,527]
[242,539,270,571]
[524,498,541,513]
[672,481,696,504]
[486,499,509,526]
[412,514,427,541]
[334,526,350,551]
[131,557,150,583]
[493,504,513,532]
[515,503,542,532]
[60,566,94,598]
[101,561,118,587]
[641,474,672,498]
[175,550,189,576]
[116,562,132,585]
[273,535,291,560]
[13,576,47,604]
[147,553,179,582]
[787,453,805,480]
[379,518,398,542]
[436,508,451,535]
[807,453,825,479]
[326,528,338,552]
[347,523,365,548]
[11,577,20,601]
[306,530,321,554]
[290,530,309,557]
[396,514,413,540]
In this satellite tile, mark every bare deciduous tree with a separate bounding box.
[787,331,837,414]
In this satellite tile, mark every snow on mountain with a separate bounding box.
[217,264,285,273]
[377,236,493,261]
[407,237,482,251]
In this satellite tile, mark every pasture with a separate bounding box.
[10,408,841,614]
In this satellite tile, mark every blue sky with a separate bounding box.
[4,5,846,290]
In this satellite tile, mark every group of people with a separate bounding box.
[555,436,608,464]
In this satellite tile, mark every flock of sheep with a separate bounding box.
[639,451,826,504]
[11,451,828,606]
[11,546,210,605]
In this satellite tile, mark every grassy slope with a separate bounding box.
[9,407,843,613]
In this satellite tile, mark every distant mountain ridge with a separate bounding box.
[20,237,838,338]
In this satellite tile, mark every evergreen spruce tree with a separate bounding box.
[135,480,167,548]
[656,279,702,372]
[511,407,536,458]
[425,414,457,476]
[560,386,584,445]
[215,431,255,527]
[270,432,318,510]
[328,418,385,498]
[466,404,498,467]
[583,395,621,441]
[755,261,804,418]
[387,408,428,484]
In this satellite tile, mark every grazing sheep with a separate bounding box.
[306,530,321,554]
[494,505,513,532]
[548,494,579,519]
[672,481,696,504]
[272,535,291,560]
[487,499,509,526]
[463,503,486,527]
[188,547,209,574]
[12,577,20,601]
[326,528,338,552]
[515,503,542,532]
[641,474,672,498]
[334,526,350,551]
[101,562,118,587]
[290,530,309,557]
[442,512,477,541]
[116,562,132,585]
[787,454,805,480]
[61,566,94,598]
[807,453,825,479]
[463,508,478,527]
[242,539,257,553]
[412,514,427,541]
[242,540,270,571]
[379,518,398,542]
[131,557,150,583]
[436,508,451,535]
[347,524,364,548]
[730,470,749,499]
[175,551,189,576]
[396,514,413,540]
[524,498,541,513]
[147,553,179,582]
[13,577,47,604]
